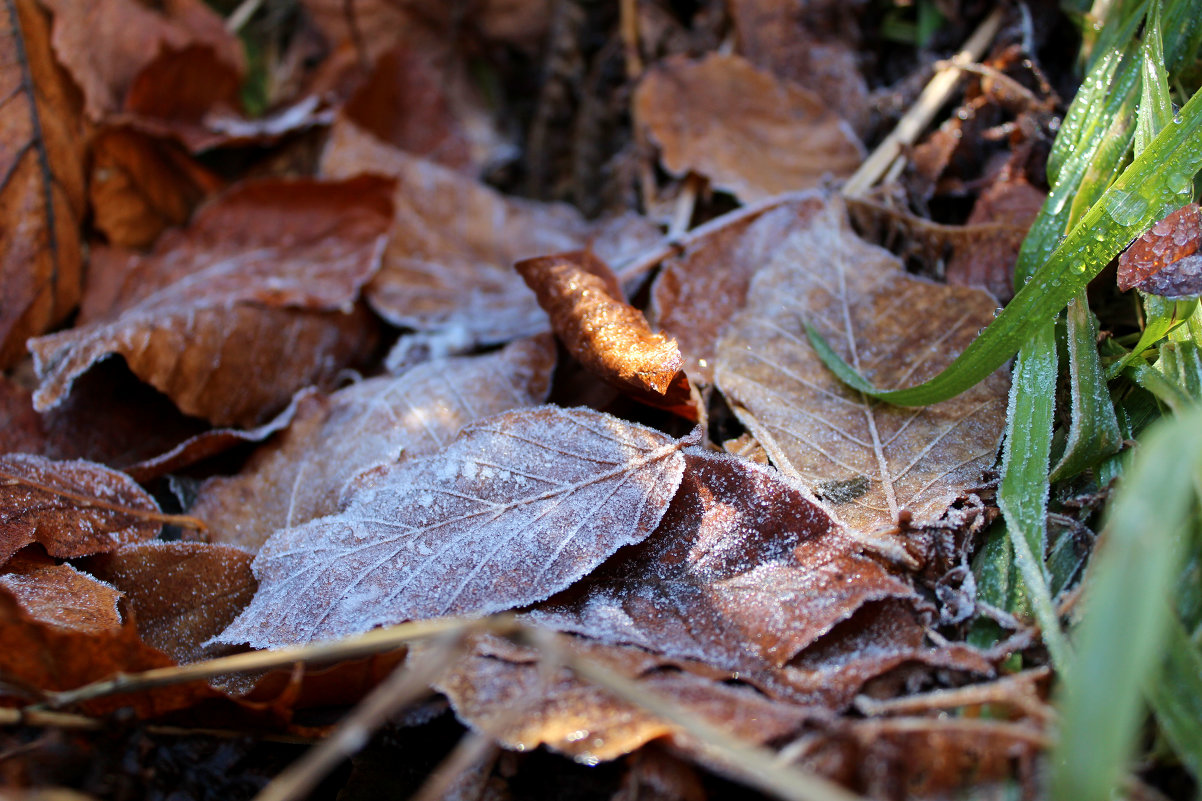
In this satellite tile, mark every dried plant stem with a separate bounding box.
[40,616,510,710]
[853,667,1053,721]
[851,717,1051,748]
[527,628,866,801]
[409,729,499,801]
[225,0,264,33]
[619,0,643,78]
[0,707,314,744]
[841,6,1005,198]
[668,173,704,240]
[0,469,208,533]
[251,635,462,801]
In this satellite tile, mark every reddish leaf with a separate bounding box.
[516,251,695,418]
[192,336,556,552]
[0,550,122,634]
[216,407,695,649]
[634,53,863,202]
[530,450,916,674]
[946,170,1046,302]
[41,0,242,122]
[29,177,392,427]
[320,119,659,346]
[1117,203,1202,298]
[84,542,257,665]
[0,453,162,564]
[0,0,86,367]
[650,195,827,383]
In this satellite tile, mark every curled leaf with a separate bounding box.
[1117,203,1202,298]
[0,551,122,634]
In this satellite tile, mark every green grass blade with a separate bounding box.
[815,81,1202,407]
[1105,297,1196,379]
[1136,1,1174,154]
[1052,406,1202,801]
[1146,613,1202,780]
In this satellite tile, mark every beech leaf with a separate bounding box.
[192,336,556,552]
[28,177,392,427]
[217,406,695,649]
[715,196,1009,531]
[0,453,163,563]
[0,0,85,367]
[0,551,122,634]
[634,53,863,202]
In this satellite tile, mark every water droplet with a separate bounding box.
[1105,189,1150,227]
[1167,172,1193,194]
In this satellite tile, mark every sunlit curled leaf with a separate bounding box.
[715,196,1009,531]
[216,406,696,649]
[0,552,122,634]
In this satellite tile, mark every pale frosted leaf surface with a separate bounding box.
[0,453,162,563]
[217,407,694,648]
[530,450,915,673]
[650,196,826,383]
[28,177,391,427]
[192,336,556,552]
[435,632,807,762]
[715,197,1009,530]
[0,554,122,634]
[320,120,659,345]
[634,53,863,203]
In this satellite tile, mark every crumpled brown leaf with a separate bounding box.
[650,195,826,384]
[0,550,122,634]
[530,450,916,677]
[0,0,85,368]
[716,196,1008,531]
[84,542,256,665]
[29,176,391,427]
[1117,203,1202,298]
[634,53,863,202]
[0,453,162,564]
[946,170,1046,302]
[192,336,556,552]
[216,406,696,649]
[320,119,659,346]
[516,251,694,418]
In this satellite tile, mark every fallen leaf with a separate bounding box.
[1117,203,1202,298]
[0,453,163,564]
[29,176,391,427]
[320,119,659,346]
[946,170,1046,302]
[531,450,915,675]
[217,406,695,649]
[435,632,808,762]
[650,195,827,384]
[634,53,863,202]
[0,551,122,634]
[516,251,694,417]
[41,0,242,122]
[192,336,556,552]
[89,127,223,248]
[0,0,86,367]
[84,542,257,664]
[715,196,1008,531]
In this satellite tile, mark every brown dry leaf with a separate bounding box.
[89,127,223,248]
[192,336,556,552]
[650,195,826,384]
[216,407,695,649]
[516,251,694,418]
[530,450,915,677]
[436,632,808,763]
[946,171,1046,302]
[0,550,122,634]
[0,453,162,564]
[41,0,242,122]
[715,197,1008,531]
[634,53,863,203]
[320,119,659,346]
[28,176,392,427]
[83,542,256,664]
[0,0,85,368]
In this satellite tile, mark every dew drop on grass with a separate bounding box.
[1105,189,1150,227]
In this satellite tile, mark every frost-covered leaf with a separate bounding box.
[320,119,659,346]
[0,551,122,634]
[650,196,826,383]
[634,53,862,202]
[531,450,915,673]
[1117,203,1202,298]
[0,453,162,563]
[715,196,1008,531]
[192,336,556,552]
[29,177,391,427]
[217,407,695,649]
[516,252,694,418]
[85,542,256,664]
